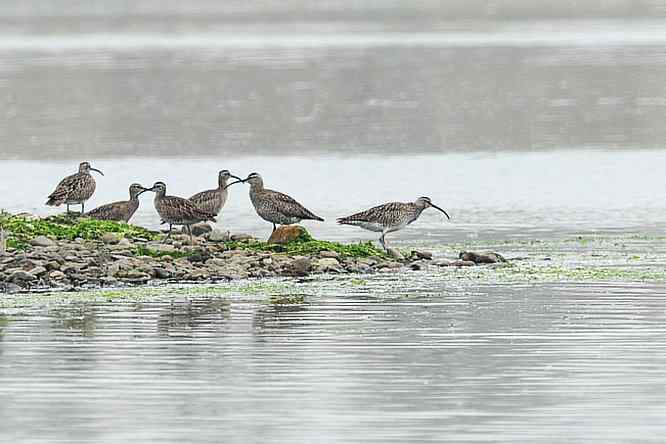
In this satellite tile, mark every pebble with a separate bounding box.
[102,233,121,245]
[208,229,230,242]
[30,236,56,247]
[387,248,405,261]
[315,257,343,273]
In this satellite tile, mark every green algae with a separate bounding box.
[269,294,307,305]
[0,280,301,310]
[222,229,386,258]
[0,212,158,249]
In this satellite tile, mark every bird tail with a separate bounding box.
[312,215,324,222]
[45,196,62,206]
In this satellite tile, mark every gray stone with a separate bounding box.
[230,233,255,242]
[101,232,121,245]
[433,259,452,267]
[8,270,37,284]
[459,251,507,264]
[387,247,405,261]
[315,257,343,273]
[289,257,312,276]
[206,257,227,268]
[187,223,213,237]
[207,229,230,242]
[118,238,132,246]
[319,250,340,259]
[153,267,171,279]
[30,235,56,247]
[119,270,151,280]
[451,260,476,267]
[147,243,175,254]
[49,270,66,280]
[412,250,433,260]
[30,266,47,277]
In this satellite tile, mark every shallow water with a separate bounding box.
[2,279,666,443]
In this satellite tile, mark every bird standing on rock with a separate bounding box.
[189,169,243,217]
[229,172,324,234]
[46,161,104,214]
[85,183,147,223]
[337,197,450,250]
[139,181,216,244]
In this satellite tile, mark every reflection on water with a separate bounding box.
[2,282,666,442]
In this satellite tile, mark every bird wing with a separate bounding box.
[85,201,129,221]
[46,173,81,204]
[264,189,323,221]
[337,202,409,226]
[167,196,217,222]
[189,189,223,213]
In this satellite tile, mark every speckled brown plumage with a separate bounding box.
[241,173,324,232]
[189,170,241,216]
[85,183,145,223]
[46,162,104,213]
[337,202,422,229]
[337,197,450,250]
[142,181,216,243]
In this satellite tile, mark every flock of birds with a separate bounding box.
[45,162,450,249]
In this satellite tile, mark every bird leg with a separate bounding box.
[163,224,173,243]
[186,225,193,245]
[379,233,388,251]
[81,202,85,214]
[272,223,277,232]
[66,203,70,214]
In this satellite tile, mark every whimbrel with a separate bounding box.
[139,181,217,244]
[337,197,450,250]
[189,170,242,216]
[46,161,104,214]
[85,183,146,223]
[231,172,324,233]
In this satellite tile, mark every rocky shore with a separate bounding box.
[0,214,505,293]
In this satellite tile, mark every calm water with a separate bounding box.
[3,3,666,442]
[3,280,666,443]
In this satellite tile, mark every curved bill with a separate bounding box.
[430,203,450,220]
[136,186,153,196]
[90,167,104,176]
[223,178,245,190]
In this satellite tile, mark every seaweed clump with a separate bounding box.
[0,212,158,249]
[222,229,386,258]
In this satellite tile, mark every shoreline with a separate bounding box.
[0,214,480,293]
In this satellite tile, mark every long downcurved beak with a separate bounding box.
[430,203,450,220]
[90,167,104,176]
[224,178,246,190]
[137,186,153,196]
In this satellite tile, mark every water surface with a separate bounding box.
[2,279,666,443]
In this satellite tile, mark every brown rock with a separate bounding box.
[458,251,507,264]
[268,225,308,245]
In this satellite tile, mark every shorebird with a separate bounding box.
[139,181,217,244]
[230,172,324,233]
[46,161,104,213]
[337,197,450,250]
[189,170,242,216]
[85,183,146,223]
